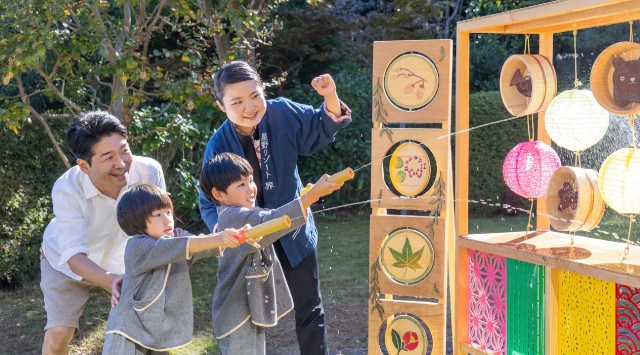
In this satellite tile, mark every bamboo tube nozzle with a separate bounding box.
[300,167,355,196]
[243,215,291,240]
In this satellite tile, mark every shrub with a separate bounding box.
[290,61,373,218]
[468,90,529,217]
[0,120,68,287]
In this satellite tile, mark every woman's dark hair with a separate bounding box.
[199,152,253,202]
[117,184,173,236]
[67,111,128,164]
[213,60,263,103]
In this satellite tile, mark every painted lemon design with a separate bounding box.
[389,142,431,197]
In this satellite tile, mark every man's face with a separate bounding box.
[216,80,267,135]
[78,134,132,198]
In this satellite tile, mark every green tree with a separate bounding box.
[0,0,282,168]
[0,0,283,285]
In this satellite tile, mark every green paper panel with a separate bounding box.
[507,259,546,355]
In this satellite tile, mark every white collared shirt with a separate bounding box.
[41,155,165,280]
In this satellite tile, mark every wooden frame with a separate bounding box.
[454,1,640,354]
[372,40,453,124]
[369,39,453,355]
[370,128,449,211]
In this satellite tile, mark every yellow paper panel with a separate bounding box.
[558,270,616,354]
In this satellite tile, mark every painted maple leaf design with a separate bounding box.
[389,237,424,278]
[557,181,578,212]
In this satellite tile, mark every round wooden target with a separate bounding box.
[379,228,435,286]
[379,313,433,355]
[389,142,433,197]
[383,52,439,111]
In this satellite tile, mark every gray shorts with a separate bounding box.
[217,320,266,355]
[39,256,96,330]
[102,333,169,355]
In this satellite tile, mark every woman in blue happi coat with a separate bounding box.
[198,60,351,355]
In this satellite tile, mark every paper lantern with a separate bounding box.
[503,141,561,199]
[598,148,640,215]
[546,167,605,231]
[544,89,610,152]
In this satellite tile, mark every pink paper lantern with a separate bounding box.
[502,141,561,199]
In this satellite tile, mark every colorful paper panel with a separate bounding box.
[468,250,507,355]
[617,284,640,355]
[559,270,615,354]
[506,259,545,355]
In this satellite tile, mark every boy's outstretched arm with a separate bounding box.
[300,174,344,210]
[188,228,261,256]
[311,74,341,117]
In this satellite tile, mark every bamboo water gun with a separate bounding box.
[300,167,355,196]
[234,215,291,242]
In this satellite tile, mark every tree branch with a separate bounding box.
[34,65,82,113]
[16,75,70,168]
[129,113,178,141]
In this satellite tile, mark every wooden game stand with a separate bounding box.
[455,1,640,354]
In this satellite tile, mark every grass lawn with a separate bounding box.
[3,211,631,354]
[0,217,370,354]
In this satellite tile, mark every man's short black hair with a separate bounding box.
[67,111,127,164]
[199,152,253,203]
[117,184,173,236]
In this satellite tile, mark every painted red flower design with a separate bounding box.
[391,329,420,354]
[402,331,419,351]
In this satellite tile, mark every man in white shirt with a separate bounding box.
[39,111,165,355]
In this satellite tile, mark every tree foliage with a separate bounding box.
[0,0,282,168]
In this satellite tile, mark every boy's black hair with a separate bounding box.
[67,111,128,165]
[200,152,253,203]
[117,184,173,236]
[213,60,263,103]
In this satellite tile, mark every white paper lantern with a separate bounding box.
[598,148,640,215]
[544,89,609,152]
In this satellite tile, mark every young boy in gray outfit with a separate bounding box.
[199,152,343,354]
[102,184,258,354]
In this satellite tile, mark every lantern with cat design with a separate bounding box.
[500,54,557,117]
[546,167,605,232]
[591,41,640,115]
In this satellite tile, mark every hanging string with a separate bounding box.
[525,198,535,238]
[630,21,634,42]
[573,151,582,167]
[631,115,637,149]
[573,26,582,88]
[569,230,575,246]
[524,34,531,55]
[526,114,536,141]
[624,215,636,258]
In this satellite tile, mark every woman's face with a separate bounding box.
[217,80,267,135]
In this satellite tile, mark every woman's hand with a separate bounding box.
[311,74,337,98]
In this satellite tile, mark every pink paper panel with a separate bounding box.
[468,250,507,355]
